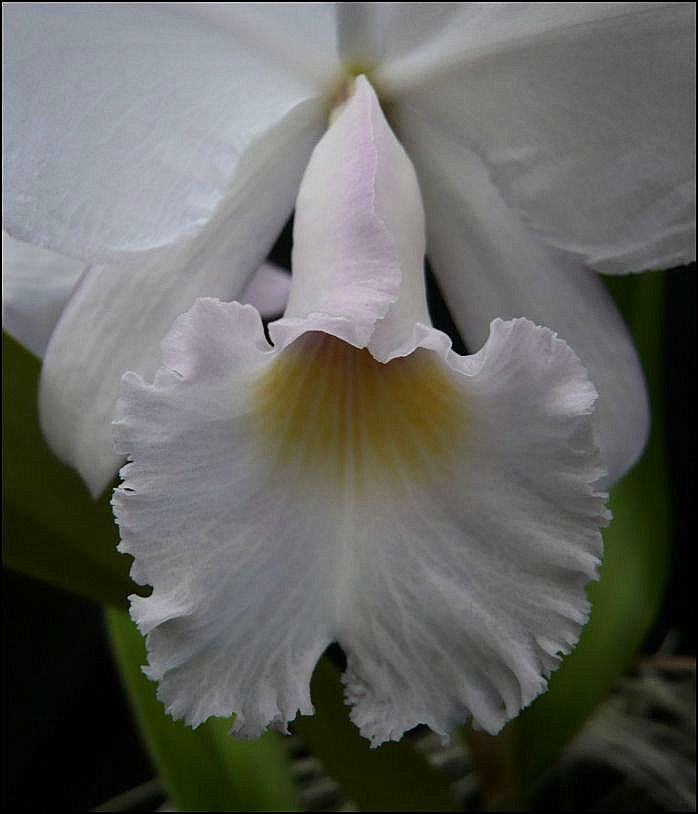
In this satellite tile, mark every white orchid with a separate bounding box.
[3,3,695,497]
[2,3,695,744]
[113,78,609,743]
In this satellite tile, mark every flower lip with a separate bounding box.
[114,297,608,745]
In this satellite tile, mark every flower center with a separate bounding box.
[328,67,383,123]
[253,332,466,491]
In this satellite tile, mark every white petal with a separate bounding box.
[240,263,291,319]
[4,3,327,261]
[114,299,607,743]
[376,2,678,89]
[395,111,650,484]
[2,233,86,359]
[40,102,324,497]
[385,3,696,273]
[185,3,342,88]
[273,76,430,360]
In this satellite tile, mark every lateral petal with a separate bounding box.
[186,2,341,87]
[385,3,696,273]
[40,101,323,496]
[4,3,327,261]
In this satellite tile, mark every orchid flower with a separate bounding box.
[112,78,609,743]
[3,3,695,500]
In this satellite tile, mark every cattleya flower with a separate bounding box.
[113,79,608,742]
[3,3,695,498]
[2,3,695,743]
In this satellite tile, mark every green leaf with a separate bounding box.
[2,331,139,606]
[106,606,301,812]
[292,657,457,812]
